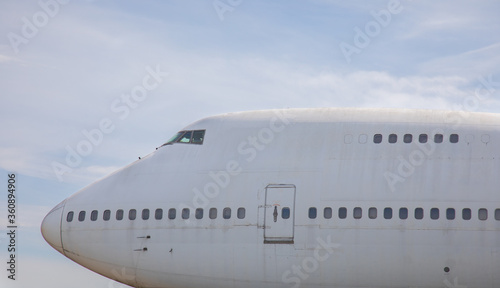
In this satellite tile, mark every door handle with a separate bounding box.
[273,206,278,222]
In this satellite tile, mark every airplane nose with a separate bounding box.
[41,201,65,254]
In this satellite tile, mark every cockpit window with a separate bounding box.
[179,131,192,143]
[162,130,205,146]
[166,131,185,144]
[192,130,205,144]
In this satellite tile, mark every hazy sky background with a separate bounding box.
[1,0,499,287]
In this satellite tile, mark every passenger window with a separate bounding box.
[359,134,367,144]
[353,207,362,219]
[495,209,500,221]
[67,211,74,222]
[479,208,488,220]
[223,207,231,219]
[324,207,332,219]
[103,210,111,221]
[419,134,428,143]
[209,208,217,219]
[309,207,317,219]
[196,208,204,219]
[388,134,397,144]
[116,209,124,220]
[78,211,86,222]
[462,208,471,220]
[446,208,455,220]
[450,134,459,143]
[434,134,443,143]
[404,134,412,143]
[192,130,205,144]
[155,209,163,220]
[182,208,190,219]
[178,131,192,143]
[282,207,290,219]
[129,209,137,220]
[384,207,392,219]
[338,207,347,219]
[373,134,382,144]
[142,209,150,220]
[237,207,246,219]
[399,208,408,220]
[414,208,423,220]
[168,208,176,220]
[91,210,98,221]
[430,208,439,220]
[369,207,377,219]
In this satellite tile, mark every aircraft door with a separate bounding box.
[264,184,295,244]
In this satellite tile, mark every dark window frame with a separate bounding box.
[450,134,459,143]
[434,134,443,143]
[430,208,439,220]
[195,208,204,219]
[223,207,231,219]
[282,207,291,219]
[142,209,150,220]
[462,208,471,220]
[479,208,488,221]
[209,208,217,219]
[116,209,124,221]
[129,209,137,220]
[495,209,500,221]
[446,208,455,220]
[309,207,317,219]
[182,208,190,219]
[368,207,377,219]
[414,207,424,220]
[403,134,413,143]
[419,134,428,143]
[384,207,393,219]
[103,210,111,221]
[78,211,86,222]
[338,207,347,219]
[388,134,397,144]
[324,207,332,219]
[399,207,408,220]
[155,208,163,220]
[353,207,362,219]
[237,207,246,219]
[168,208,176,220]
[91,210,98,221]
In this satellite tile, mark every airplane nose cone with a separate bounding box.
[41,201,65,254]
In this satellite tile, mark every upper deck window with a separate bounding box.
[162,130,206,146]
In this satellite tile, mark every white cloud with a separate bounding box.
[418,42,500,79]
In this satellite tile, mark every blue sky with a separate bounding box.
[1,0,500,287]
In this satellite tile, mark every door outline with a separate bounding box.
[264,184,296,244]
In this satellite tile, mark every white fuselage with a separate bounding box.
[42,108,500,288]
